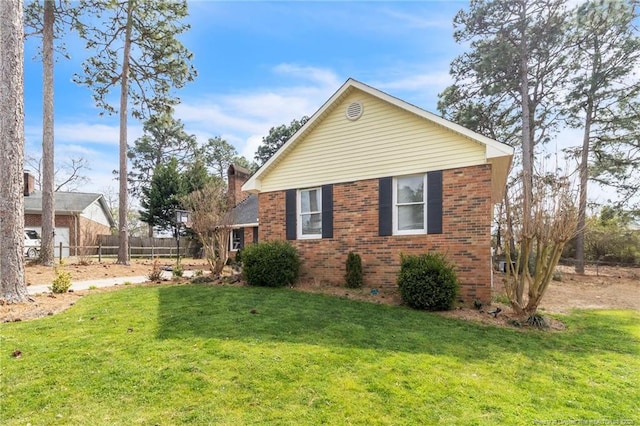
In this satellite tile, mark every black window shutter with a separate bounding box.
[238,228,245,249]
[427,170,443,234]
[252,226,259,243]
[322,184,333,239]
[285,189,297,240]
[379,177,393,236]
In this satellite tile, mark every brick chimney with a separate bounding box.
[227,164,251,207]
[24,172,35,196]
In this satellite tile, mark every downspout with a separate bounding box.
[490,246,494,293]
[75,213,79,257]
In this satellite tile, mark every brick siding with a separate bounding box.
[258,164,494,304]
[25,214,111,254]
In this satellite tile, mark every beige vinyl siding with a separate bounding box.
[260,90,487,192]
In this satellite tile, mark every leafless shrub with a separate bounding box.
[181,181,232,276]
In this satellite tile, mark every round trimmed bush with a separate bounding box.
[397,253,459,311]
[242,241,301,287]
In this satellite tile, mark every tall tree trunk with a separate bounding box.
[117,0,134,265]
[40,0,56,267]
[0,0,28,302]
[575,107,592,275]
[517,1,534,309]
[575,33,601,275]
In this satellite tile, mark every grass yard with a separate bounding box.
[1,285,638,425]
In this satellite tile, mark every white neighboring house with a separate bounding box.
[23,173,115,258]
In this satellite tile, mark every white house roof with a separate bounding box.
[242,78,514,201]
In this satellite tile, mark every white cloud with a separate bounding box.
[27,122,144,147]
[176,103,265,135]
[241,135,265,162]
[55,123,120,145]
[56,143,103,158]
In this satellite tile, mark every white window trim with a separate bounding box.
[230,228,242,252]
[393,174,427,235]
[297,187,322,239]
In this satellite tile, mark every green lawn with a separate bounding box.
[1,285,638,425]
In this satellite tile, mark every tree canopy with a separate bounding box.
[139,158,185,236]
[128,111,198,197]
[254,116,309,166]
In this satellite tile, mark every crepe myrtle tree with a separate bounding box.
[502,172,579,317]
[181,180,233,276]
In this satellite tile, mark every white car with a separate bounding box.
[24,229,41,259]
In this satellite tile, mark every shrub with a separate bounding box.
[172,263,184,278]
[191,275,215,284]
[242,241,300,287]
[50,266,72,294]
[397,252,459,311]
[148,258,162,281]
[345,252,363,288]
[494,293,510,305]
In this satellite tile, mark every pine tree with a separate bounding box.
[74,0,196,264]
[564,0,640,272]
[0,0,28,302]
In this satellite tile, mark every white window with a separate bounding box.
[298,187,322,239]
[230,228,242,251]
[393,174,426,234]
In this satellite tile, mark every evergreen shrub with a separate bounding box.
[51,265,72,294]
[242,241,300,287]
[397,252,459,311]
[345,252,363,288]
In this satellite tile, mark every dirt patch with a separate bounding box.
[2,260,638,329]
[538,264,640,313]
[24,257,210,287]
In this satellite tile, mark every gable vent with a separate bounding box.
[345,101,363,121]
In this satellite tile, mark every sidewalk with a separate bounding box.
[27,270,197,295]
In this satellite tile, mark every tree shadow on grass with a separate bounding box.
[156,285,640,360]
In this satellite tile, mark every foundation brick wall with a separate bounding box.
[258,164,494,304]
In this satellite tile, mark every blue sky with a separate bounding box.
[23,1,467,195]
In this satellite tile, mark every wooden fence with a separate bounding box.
[49,235,201,262]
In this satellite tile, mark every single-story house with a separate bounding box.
[23,173,115,257]
[241,78,513,304]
